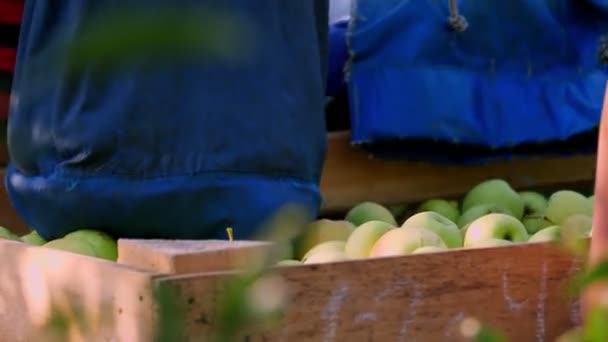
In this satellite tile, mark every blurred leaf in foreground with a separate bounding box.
[583,307,608,342]
[211,204,308,342]
[60,7,254,75]
[570,259,608,295]
[459,317,507,342]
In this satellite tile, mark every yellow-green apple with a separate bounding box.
[402,211,462,248]
[521,214,553,235]
[519,191,548,215]
[468,238,514,248]
[545,190,592,224]
[457,203,513,228]
[528,226,561,243]
[462,179,524,219]
[369,227,446,257]
[44,238,97,257]
[463,213,529,247]
[589,195,595,216]
[412,246,448,254]
[276,259,302,266]
[21,230,47,246]
[417,199,460,223]
[345,202,397,226]
[303,249,348,264]
[294,219,355,259]
[344,220,395,258]
[64,229,118,261]
[302,240,346,262]
[0,227,21,242]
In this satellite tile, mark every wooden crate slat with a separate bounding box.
[118,239,272,275]
[320,132,596,212]
[156,241,583,342]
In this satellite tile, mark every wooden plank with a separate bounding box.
[156,241,583,342]
[0,239,161,342]
[320,132,596,213]
[118,239,272,275]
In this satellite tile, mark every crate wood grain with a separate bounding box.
[320,132,596,213]
[155,241,584,342]
[0,239,161,342]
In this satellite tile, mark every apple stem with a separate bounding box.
[226,227,234,242]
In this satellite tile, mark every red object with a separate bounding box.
[0,0,23,25]
[0,0,23,119]
[0,93,9,118]
[0,47,16,72]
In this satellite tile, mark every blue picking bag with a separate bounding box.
[6,0,329,240]
[346,0,608,163]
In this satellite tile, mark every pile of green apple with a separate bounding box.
[0,227,117,262]
[279,179,594,265]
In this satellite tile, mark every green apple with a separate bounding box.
[294,219,355,259]
[468,238,514,248]
[457,203,513,228]
[411,246,448,254]
[21,230,47,246]
[545,190,592,224]
[369,227,446,257]
[388,204,409,221]
[519,191,548,215]
[402,211,462,248]
[417,199,460,223]
[276,259,302,266]
[462,179,524,219]
[303,249,348,264]
[521,214,553,235]
[528,226,561,243]
[345,202,397,226]
[463,213,529,247]
[460,222,472,238]
[64,229,118,261]
[44,238,97,257]
[0,227,21,242]
[301,240,346,262]
[344,220,394,259]
[589,195,595,216]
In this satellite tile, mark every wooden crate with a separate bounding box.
[320,132,596,213]
[0,132,596,341]
[0,236,584,342]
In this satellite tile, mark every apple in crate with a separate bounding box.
[21,230,47,246]
[345,202,397,226]
[369,227,446,257]
[519,191,548,215]
[522,214,553,235]
[302,240,346,262]
[462,179,524,219]
[457,203,513,228]
[294,219,355,260]
[402,211,462,248]
[64,229,118,261]
[0,227,21,242]
[464,213,529,248]
[468,239,514,248]
[344,220,395,259]
[528,226,561,243]
[412,246,447,254]
[44,238,98,257]
[417,199,460,223]
[545,190,592,224]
